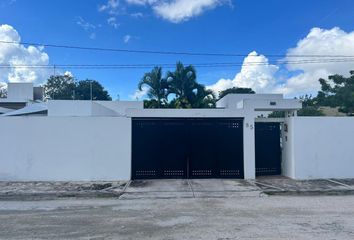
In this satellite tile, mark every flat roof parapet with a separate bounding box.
[217,94,302,111]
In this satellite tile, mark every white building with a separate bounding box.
[0,83,44,115]
[0,84,353,181]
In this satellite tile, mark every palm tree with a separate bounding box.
[138,62,216,108]
[166,62,199,108]
[138,67,168,108]
[192,85,216,108]
[167,62,216,108]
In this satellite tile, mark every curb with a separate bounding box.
[264,189,354,196]
[0,191,124,201]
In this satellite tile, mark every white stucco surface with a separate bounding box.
[47,100,143,117]
[282,117,354,179]
[216,94,283,109]
[0,94,306,181]
[0,117,131,181]
[48,101,93,116]
[7,83,33,101]
[97,101,143,115]
[281,120,295,178]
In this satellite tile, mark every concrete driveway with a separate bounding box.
[121,179,262,199]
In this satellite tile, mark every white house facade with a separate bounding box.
[0,83,353,181]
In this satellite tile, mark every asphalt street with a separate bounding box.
[1,180,354,239]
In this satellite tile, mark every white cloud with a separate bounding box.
[99,0,230,23]
[273,69,331,96]
[123,34,132,43]
[130,85,149,99]
[99,0,123,29]
[130,12,144,18]
[99,0,120,14]
[107,17,119,29]
[64,71,73,78]
[77,17,100,39]
[209,27,354,97]
[153,0,230,23]
[76,17,96,31]
[0,24,50,85]
[126,0,157,5]
[207,51,279,95]
[125,0,230,23]
[278,27,354,95]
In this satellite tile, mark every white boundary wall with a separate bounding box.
[0,117,131,181]
[282,117,354,179]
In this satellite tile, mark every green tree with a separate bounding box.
[75,80,112,100]
[191,85,216,108]
[166,62,198,108]
[316,71,354,115]
[44,75,76,100]
[138,67,168,108]
[298,107,324,116]
[137,62,216,108]
[297,95,324,116]
[298,94,316,107]
[218,87,255,99]
[268,94,324,118]
[268,111,285,118]
[166,62,215,108]
[44,75,111,101]
[0,83,7,98]
[168,86,216,109]
[143,99,161,108]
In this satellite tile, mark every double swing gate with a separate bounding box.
[132,118,282,179]
[132,118,244,179]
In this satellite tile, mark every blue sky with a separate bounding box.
[1,0,354,99]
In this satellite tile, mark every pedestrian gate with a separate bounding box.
[255,122,281,176]
[132,118,244,179]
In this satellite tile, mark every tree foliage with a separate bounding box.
[268,111,285,118]
[166,62,198,107]
[298,106,324,116]
[143,99,161,108]
[268,94,324,118]
[44,75,76,100]
[218,87,255,99]
[0,83,7,98]
[192,85,216,108]
[75,80,111,100]
[296,95,324,116]
[316,71,354,115]
[44,75,111,101]
[138,67,168,108]
[141,62,216,108]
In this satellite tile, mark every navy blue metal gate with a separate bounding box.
[132,118,244,179]
[255,122,281,176]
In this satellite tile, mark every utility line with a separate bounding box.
[1,40,354,58]
[1,58,354,69]
[2,57,354,67]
